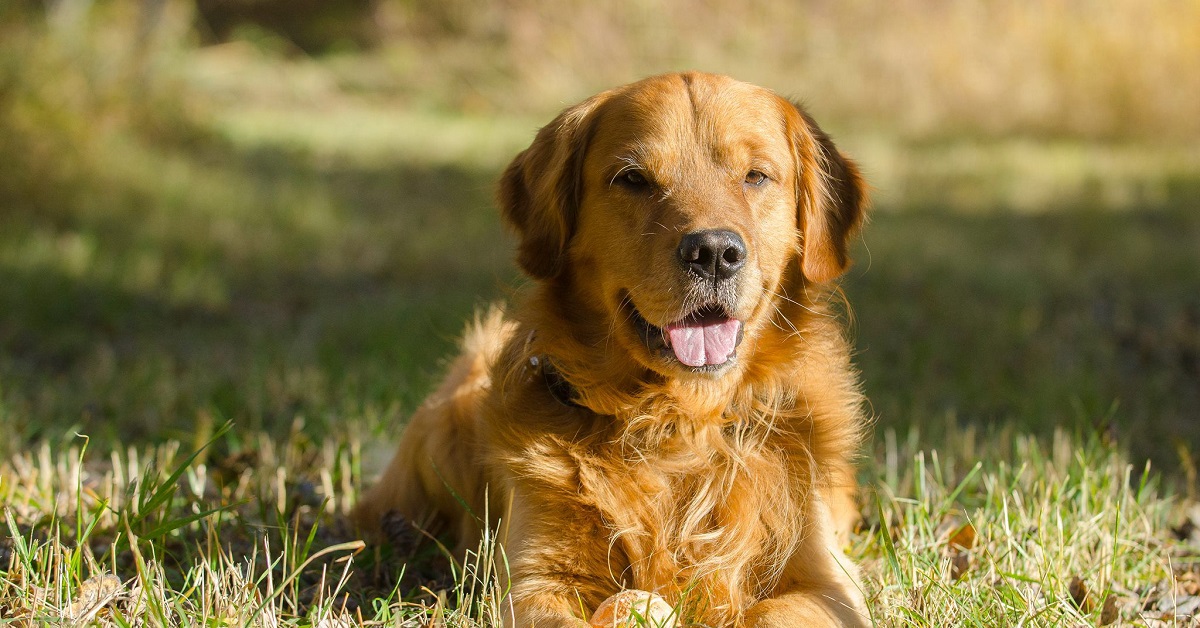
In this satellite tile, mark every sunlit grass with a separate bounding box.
[212,104,537,170]
[860,426,1190,626]
[0,423,517,626]
[849,136,1200,214]
[2,426,1195,625]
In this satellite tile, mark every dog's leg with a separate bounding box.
[351,401,451,538]
[744,497,869,628]
[494,491,620,628]
[743,589,867,628]
[826,462,862,547]
[352,344,494,553]
[744,558,868,627]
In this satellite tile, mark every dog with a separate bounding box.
[354,72,869,627]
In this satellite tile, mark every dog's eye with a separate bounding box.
[744,170,768,186]
[619,170,649,187]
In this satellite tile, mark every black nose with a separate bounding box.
[678,229,747,280]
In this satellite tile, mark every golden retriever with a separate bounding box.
[354,72,869,627]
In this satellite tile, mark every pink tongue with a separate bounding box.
[665,318,742,367]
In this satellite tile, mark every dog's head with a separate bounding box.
[500,73,866,384]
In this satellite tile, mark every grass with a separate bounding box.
[859,426,1185,626]
[2,4,1200,625]
[2,425,1196,625]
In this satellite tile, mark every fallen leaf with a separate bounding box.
[936,514,977,580]
[1069,576,1094,613]
[1177,569,1200,596]
[948,521,977,551]
[1099,594,1120,625]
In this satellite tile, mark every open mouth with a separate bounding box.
[633,303,744,369]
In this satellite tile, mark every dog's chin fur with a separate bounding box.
[353,72,870,628]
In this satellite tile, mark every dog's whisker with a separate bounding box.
[768,286,832,319]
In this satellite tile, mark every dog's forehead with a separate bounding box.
[588,75,791,168]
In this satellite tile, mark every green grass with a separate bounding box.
[847,194,1200,467]
[2,424,1195,625]
[860,426,1186,626]
[3,9,1200,626]
[0,124,515,447]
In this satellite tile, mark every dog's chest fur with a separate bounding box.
[566,416,812,622]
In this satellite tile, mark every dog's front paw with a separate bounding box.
[378,509,422,558]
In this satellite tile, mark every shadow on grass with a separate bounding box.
[0,136,517,448]
[1,132,1197,466]
[848,177,1200,467]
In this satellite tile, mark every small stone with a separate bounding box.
[589,589,679,628]
[69,573,124,620]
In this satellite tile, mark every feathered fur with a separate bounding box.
[355,73,870,627]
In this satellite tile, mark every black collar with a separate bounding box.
[527,354,583,409]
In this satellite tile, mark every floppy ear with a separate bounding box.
[787,102,868,284]
[498,94,608,280]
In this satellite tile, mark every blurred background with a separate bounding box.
[1,0,1197,468]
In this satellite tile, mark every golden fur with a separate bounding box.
[354,72,870,627]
